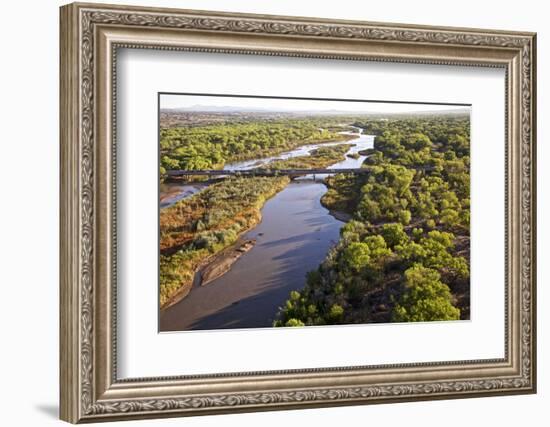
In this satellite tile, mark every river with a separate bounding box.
[159,129,374,331]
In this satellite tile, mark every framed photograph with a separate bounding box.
[60,2,537,423]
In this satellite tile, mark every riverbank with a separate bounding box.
[326,209,353,222]
[159,144,355,309]
[159,180,345,331]
[159,133,357,205]
[161,238,256,309]
[201,239,256,286]
[160,145,353,307]
[264,144,352,170]
[275,116,471,327]
[159,183,207,204]
[160,176,289,308]
[320,173,365,216]
[160,120,357,183]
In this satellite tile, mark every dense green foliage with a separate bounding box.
[160,119,350,175]
[393,264,460,322]
[275,116,470,326]
[265,144,352,170]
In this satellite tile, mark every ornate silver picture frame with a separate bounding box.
[60,2,536,423]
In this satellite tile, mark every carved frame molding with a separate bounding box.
[60,2,536,423]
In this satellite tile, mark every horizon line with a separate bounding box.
[159,91,471,107]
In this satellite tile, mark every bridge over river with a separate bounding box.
[166,168,370,178]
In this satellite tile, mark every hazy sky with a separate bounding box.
[160,93,470,114]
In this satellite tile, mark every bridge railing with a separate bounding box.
[166,168,370,177]
[164,166,436,180]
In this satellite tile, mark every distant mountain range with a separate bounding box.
[163,105,272,113]
[161,105,470,116]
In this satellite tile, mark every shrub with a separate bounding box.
[398,209,412,225]
[392,264,460,322]
[285,318,305,327]
[342,242,371,272]
[328,304,344,323]
[381,223,408,248]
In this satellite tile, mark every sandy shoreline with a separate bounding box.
[160,238,256,310]
[159,188,183,203]
[159,181,288,311]
[200,240,256,286]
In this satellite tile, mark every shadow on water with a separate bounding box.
[187,264,307,330]
[160,181,344,332]
[185,226,340,331]
[258,232,321,249]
